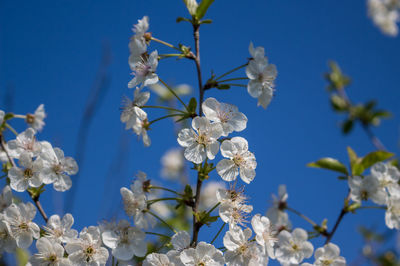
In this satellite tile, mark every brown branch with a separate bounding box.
[191,23,205,246]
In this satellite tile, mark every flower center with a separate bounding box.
[196,133,208,145]
[47,254,58,262]
[361,190,369,201]
[53,164,63,174]
[26,114,35,124]
[18,222,29,231]
[197,262,205,266]
[238,244,248,254]
[24,168,33,178]
[233,155,244,166]
[321,259,333,265]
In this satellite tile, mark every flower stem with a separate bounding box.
[12,114,26,119]
[141,105,186,113]
[217,77,248,83]
[151,37,181,51]
[148,113,184,125]
[223,83,247,88]
[5,123,18,136]
[286,206,318,227]
[206,202,220,215]
[147,197,181,205]
[210,222,226,244]
[215,63,248,81]
[150,186,183,196]
[159,54,184,59]
[159,78,189,111]
[147,210,177,233]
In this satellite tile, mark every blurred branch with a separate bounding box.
[65,43,112,213]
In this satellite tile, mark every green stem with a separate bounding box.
[286,206,318,227]
[215,63,248,81]
[218,77,248,83]
[210,222,226,244]
[159,78,189,111]
[147,197,181,205]
[159,54,184,58]
[147,210,177,233]
[142,105,185,113]
[206,202,220,215]
[148,114,184,125]
[145,231,171,239]
[150,186,183,196]
[223,83,247,88]
[151,37,181,51]
[5,124,18,136]
[12,114,26,119]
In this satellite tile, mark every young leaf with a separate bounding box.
[307,157,348,175]
[196,0,215,19]
[217,84,230,90]
[347,146,363,176]
[188,97,197,113]
[342,119,354,134]
[360,151,394,171]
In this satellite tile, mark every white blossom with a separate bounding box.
[223,226,268,266]
[120,187,153,229]
[7,128,42,158]
[40,142,78,192]
[129,16,149,66]
[313,243,346,266]
[275,228,314,265]
[248,42,268,63]
[166,231,190,266]
[348,175,387,205]
[143,253,174,266]
[4,202,40,249]
[368,0,400,36]
[8,152,43,192]
[30,237,71,266]
[266,185,292,230]
[385,195,400,229]
[65,226,109,266]
[161,148,185,180]
[44,213,78,244]
[180,242,225,266]
[0,220,17,253]
[216,137,256,184]
[251,214,277,259]
[177,116,223,164]
[128,51,159,89]
[131,107,151,147]
[370,162,400,197]
[246,42,277,109]
[202,97,247,137]
[0,185,13,212]
[101,220,147,261]
[26,104,46,131]
[121,87,150,130]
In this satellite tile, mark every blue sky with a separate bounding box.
[1,0,400,263]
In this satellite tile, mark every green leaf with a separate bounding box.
[342,119,354,134]
[347,147,363,176]
[188,97,197,113]
[4,113,14,121]
[176,17,191,23]
[217,84,230,90]
[200,19,213,24]
[330,94,348,112]
[360,151,394,171]
[307,157,348,175]
[195,0,215,19]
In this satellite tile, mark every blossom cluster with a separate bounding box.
[368,0,400,36]
[348,162,400,229]
[0,2,398,265]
